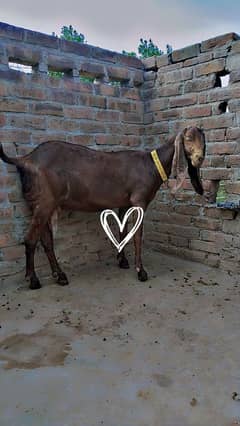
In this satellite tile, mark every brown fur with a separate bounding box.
[0,126,205,289]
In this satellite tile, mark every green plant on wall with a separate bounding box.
[60,25,85,43]
[49,25,90,80]
[50,26,173,79]
[122,39,172,58]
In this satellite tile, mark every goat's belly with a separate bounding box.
[60,192,130,212]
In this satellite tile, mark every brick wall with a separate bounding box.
[1,22,240,284]
[143,32,240,273]
[0,22,144,284]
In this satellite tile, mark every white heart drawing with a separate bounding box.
[100,207,144,253]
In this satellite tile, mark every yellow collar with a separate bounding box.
[150,150,168,182]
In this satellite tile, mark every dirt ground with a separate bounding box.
[0,250,240,426]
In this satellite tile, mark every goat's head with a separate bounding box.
[171,126,206,195]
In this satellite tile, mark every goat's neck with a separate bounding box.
[155,139,175,180]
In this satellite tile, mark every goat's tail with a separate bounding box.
[0,143,21,167]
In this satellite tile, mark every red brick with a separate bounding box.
[1,245,25,261]
[80,62,105,78]
[0,129,31,143]
[120,88,141,100]
[64,106,94,120]
[201,168,232,180]
[145,122,169,135]
[62,79,93,94]
[225,155,240,166]
[77,121,106,134]
[201,114,234,129]
[26,29,59,48]
[163,68,193,84]
[52,90,78,105]
[107,66,131,82]
[67,135,94,145]
[9,114,46,130]
[169,94,197,108]
[190,239,219,254]
[33,102,64,116]
[183,105,212,118]
[121,112,142,124]
[117,54,143,70]
[226,182,240,194]
[195,58,225,76]
[0,98,28,113]
[0,233,15,248]
[207,142,237,155]
[201,32,238,51]
[0,84,8,97]
[95,135,121,145]
[47,118,80,132]
[33,133,67,144]
[174,205,200,216]
[209,155,225,167]
[156,54,170,68]
[0,207,13,219]
[145,98,169,112]
[79,94,106,109]
[121,136,140,147]
[193,217,222,231]
[7,44,40,66]
[160,83,183,97]
[184,75,216,92]
[168,235,189,248]
[11,85,46,100]
[0,23,24,41]
[206,129,226,142]
[142,57,157,70]
[172,44,200,62]
[95,110,120,122]
[229,70,240,84]
[96,84,119,97]
[132,70,144,86]
[91,47,117,63]
[60,39,92,57]
[154,109,182,121]
[0,113,6,127]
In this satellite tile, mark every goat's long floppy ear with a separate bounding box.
[187,159,204,195]
[170,131,188,192]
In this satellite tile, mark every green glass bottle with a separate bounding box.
[216,180,227,203]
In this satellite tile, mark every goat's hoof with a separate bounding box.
[118,257,130,269]
[138,269,148,282]
[29,276,41,290]
[56,272,69,286]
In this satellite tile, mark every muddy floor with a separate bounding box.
[0,251,240,426]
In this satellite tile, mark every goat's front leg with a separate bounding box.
[130,200,148,282]
[133,222,148,282]
[117,207,130,269]
[40,222,69,286]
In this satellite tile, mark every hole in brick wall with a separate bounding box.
[8,62,32,74]
[109,80,121,87]
[79,73,95,83]
[48,70,65,78]
[220,74,230,87]
[215,70,230,88]
[218,101,229,113]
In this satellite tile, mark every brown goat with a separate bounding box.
[0,126,205,289]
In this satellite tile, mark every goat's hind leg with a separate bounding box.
[25,207,55,290]
[40,222,68,286]
[117,207,130,269]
